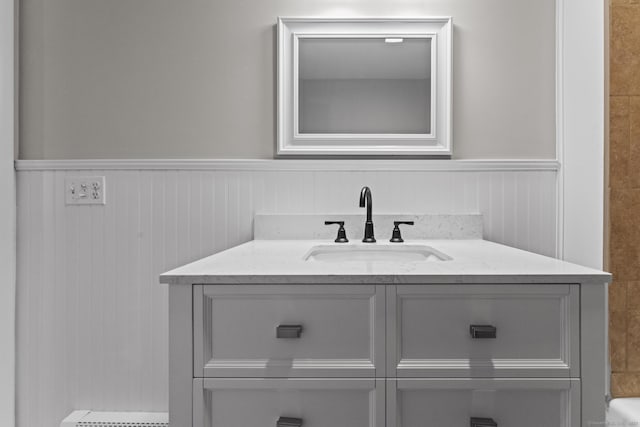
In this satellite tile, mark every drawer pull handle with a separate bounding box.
[470,325,497,339]
[470,417,497,427]
[277,417,303,427]
[276,324,303,338]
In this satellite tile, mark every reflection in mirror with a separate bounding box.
[298,38,432,135]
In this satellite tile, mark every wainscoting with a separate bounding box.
[15,160,559,427]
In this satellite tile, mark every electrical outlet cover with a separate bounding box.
[65,176,106,205]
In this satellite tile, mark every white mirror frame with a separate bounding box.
[277,17,452,157]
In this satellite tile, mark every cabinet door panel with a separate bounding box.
[194,285,385,377]
[387,378,579,427]
[388,284,579,377]
[193,378,384,427]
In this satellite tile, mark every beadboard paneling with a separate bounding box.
[16,166,557,427]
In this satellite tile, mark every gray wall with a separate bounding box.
[19,0,556,159]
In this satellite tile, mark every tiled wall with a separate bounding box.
[609,0,640,397]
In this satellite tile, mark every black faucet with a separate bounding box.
[359,186,376,243]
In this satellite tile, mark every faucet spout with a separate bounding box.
[359,186,376,243]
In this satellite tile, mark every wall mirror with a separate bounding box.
[277,18,452,156]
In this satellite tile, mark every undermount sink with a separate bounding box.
[304,244,452,262]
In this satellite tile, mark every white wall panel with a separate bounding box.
[16,165,558,427]
[0,0,14,424]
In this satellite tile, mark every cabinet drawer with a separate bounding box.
[388,378,579,427]
[193,378,384,427]
[388,284,579,377]
[194,285,385,378]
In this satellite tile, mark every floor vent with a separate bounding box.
[60,410,168,427]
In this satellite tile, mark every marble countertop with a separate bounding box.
[159,239,611,285]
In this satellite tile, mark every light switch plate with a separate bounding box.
[65,176,106,205]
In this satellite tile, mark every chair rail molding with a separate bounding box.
[15,158,560,171]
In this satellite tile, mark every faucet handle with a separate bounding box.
[390,221,414,243]
[325,221,349,243]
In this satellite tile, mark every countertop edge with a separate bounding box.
[159,273,612,285]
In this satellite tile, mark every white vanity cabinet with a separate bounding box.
[169,282,597,427]
[162,239,609,427]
